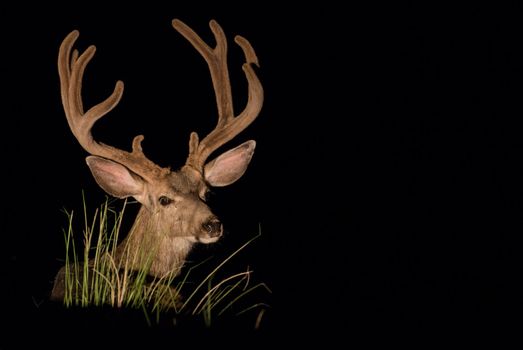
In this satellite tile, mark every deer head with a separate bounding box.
[53,18,263,292]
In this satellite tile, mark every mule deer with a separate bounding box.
[51,19,263,301]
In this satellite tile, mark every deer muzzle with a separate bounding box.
[204,218,223,237]
[198,217,223,243]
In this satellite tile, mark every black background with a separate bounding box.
[2,1,523,344]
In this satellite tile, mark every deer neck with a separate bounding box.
[115,206,194,278]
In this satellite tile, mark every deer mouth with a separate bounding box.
[197,235,221,244]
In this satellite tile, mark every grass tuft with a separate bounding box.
[58,192,270,327]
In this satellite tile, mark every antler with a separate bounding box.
[171,19,264,173]
[58,30,169,181]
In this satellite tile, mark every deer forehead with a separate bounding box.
[154,169,207,197]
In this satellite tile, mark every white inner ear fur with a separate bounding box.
[86,156,145,200]
[204,140,256,187]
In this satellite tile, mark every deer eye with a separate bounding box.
[159,196,173,206]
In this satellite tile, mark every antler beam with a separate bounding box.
[171,19,264,173]
[58,30,168,181]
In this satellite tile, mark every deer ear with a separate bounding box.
[86,156,145,200]
[204,140,256,187]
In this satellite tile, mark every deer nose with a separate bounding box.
[203,218,223,237]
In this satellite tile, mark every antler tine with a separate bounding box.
[58,30,169,181]
[171,19,264,173]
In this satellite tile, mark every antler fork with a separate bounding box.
[172,20,264,174]
[59,31,170,181]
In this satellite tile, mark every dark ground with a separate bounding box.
[2,1,523,345]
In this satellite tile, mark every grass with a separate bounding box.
[58,192,271,328]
